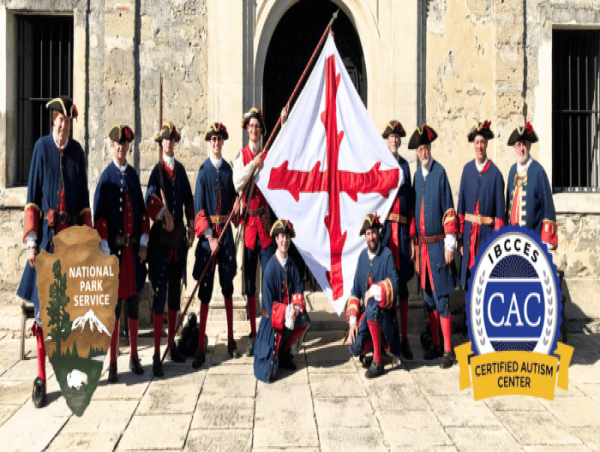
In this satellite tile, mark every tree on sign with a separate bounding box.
[47,260,72,357]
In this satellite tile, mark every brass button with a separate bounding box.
[119,207,123,212]
[117,250,121,255]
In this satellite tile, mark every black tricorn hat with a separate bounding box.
[359,213,383,236]
[108,125,135,143]
[507,122,539,146]
[153,122,181,143]
[46,97,78,119]
[467,120,495,142]
[204,122,229,141]
[408,124,438,149]
[242,108,267,136]
[382,120,406,139]
[270,219,296,238]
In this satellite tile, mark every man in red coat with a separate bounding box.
[232,108,275,357]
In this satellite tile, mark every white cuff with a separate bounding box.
[25,231,37,249]
[155,206,166,221]
[100,240,110,256]
[140,234,149,247]
[349,315,357,326]
[444,233,457,252]
[370,284,382,302]
[203,229,213,238]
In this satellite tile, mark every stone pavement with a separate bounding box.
[1,329,600,451]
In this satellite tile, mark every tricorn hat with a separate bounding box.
[108,125,135,144]
[242,108,267,136]
[467,120,495,142]
[408,124,438,149]
[204,122,229,141]
[270,219,296,238]
[153,122,181,143]
[359,213,383,236]
[382,120,406,139]
[46,97,78,119]
[507,122,538,146]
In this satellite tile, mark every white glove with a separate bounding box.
[99,240,110,256]
[25,231,37,249]
[370,284,382,302]
[284,304,295,330]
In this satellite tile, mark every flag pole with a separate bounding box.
[161,10,339,364]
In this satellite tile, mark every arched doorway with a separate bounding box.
[262,0,367,135]
[262,0,367,290]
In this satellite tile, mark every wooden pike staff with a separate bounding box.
[161,10,340,364]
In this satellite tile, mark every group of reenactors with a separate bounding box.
[18,97,557,407]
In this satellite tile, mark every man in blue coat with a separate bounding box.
[380,120,415,360]
[254,220,311,382]
[347,213,400,379]
[18,98,92,408]
[94,125,159,382]
[457,121,506,290]
[506,123,558,249]
[192,122,240,368]
[146,122,195,376]
[408,125,459,369]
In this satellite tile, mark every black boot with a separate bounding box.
[169,345,186,363]
[228,339,240,358]
[129,356,144,375]
[401,338,414,360]
[246,334,255,357]
[192,347,205,369]
[279,351,296,370]
[32,377,46,408]
[359,354,373,369]
[440,350,454,369]
[424,344,443,360]
[365,359,384,378]
[153,353,164,377]
[107,363,118,383]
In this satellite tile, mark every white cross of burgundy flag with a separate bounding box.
[255,35,404,315]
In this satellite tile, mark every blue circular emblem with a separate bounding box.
[466,225,562,356]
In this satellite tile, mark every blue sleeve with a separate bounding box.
[385,250,399,296]
[77,147,91,213]
[93,173,106,223]
[145,166,159,205]
[506,168,514,219]
[539,167,556,222]
[26,142,44,207]
[291,262,304,294]
[194,167,205,216]
[440,168,455,214]
[457,166,467,216]
[495,170,506,224]
[261,261,278,313]
[350,255,364,301]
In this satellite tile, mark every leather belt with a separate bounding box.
[115,235,139,246]
[249,207,268,217]
[386,213,408,225]
[417,234,445,245]
[210,215,229,225]
[43,210,77,226]
[465,213,495,226]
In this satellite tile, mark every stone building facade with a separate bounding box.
[0,0,598,334]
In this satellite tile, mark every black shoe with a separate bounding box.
[365,359,384,378]
[279,352,296,370]
[420,331,431,349]
[192,347,205,369]
[440,350,454,369]
[107,363,118,383]
[129,356,144,375]
[424,344,443,360]
[359,355,373,369]
[401,338,414,360]
[169,345,186,363]
[246,334,255,357]
[153,353,164,377]
[228,339,240,358]
[32,377,46,408]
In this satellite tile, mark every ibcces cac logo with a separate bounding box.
[455,225,574,401]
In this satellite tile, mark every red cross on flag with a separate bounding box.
[255,35,404,314]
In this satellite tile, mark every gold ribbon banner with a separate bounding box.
[455,342,574,401]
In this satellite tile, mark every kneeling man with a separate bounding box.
[254,220,311,382]
[347,213,401,378]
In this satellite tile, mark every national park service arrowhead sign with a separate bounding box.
[36,226,119,416]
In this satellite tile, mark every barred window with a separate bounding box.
[16,15,74,185]
[552,29,600,193]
